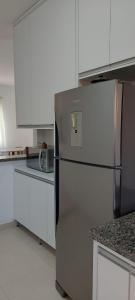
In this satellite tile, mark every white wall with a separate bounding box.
[0,85,33,148]
[0,36,14,86]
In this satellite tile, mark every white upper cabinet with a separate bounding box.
[14,0,76,126]
[79,0,110,73]
[14,17,32,126]
[110,0,135,64]
[29,0,76,125]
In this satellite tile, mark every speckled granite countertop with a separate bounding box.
[0,154,26,162]
[15,166,54,184]
[90,212,135,263]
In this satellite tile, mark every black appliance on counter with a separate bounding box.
[26,146,54,173]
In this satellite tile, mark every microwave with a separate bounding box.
[26,147,54,173]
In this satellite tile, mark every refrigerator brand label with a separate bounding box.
[73,99,80,103]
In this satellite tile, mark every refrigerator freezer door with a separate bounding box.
[55,80,122,167]
[56,160,117,300]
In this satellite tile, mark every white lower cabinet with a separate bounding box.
[130,275,135,300]
[97,254,129,300]
[93,242,135,300]
[14,172,31,229]
[47,184,56,248]
[29,178,49,244]
[14,171,55,248]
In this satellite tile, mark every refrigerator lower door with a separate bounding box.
[56,160,117,300]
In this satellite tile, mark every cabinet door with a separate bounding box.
[97,254,129,300]
[110,0,135,63]
[14,17,32,126]
[30,0,76,125]
[14,0,76,126]
[0,164,13,224]
[130,274,135,300]
[29,178,48,243]
[79,0,110,73]
[14,172,30,229]
[47,184,55,249]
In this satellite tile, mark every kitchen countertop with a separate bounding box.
[90,212,135,263]
[0,154,26,162]
[15,166,54,184]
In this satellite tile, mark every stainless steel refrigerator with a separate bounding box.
[55,80,135,300]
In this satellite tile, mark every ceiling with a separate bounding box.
[0,0,38,37]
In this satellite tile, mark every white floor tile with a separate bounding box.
[0,224,63,300]
[3,269,62,300]
[0,288,9,300]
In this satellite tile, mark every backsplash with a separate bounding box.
[33,129,54,147]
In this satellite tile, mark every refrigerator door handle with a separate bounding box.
[113,170,121,218]
[114,83,123,167]
[55,121,59,227]
[39,149,42,171]
[55,121,59,157]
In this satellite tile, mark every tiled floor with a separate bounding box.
[0,223,63,300]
